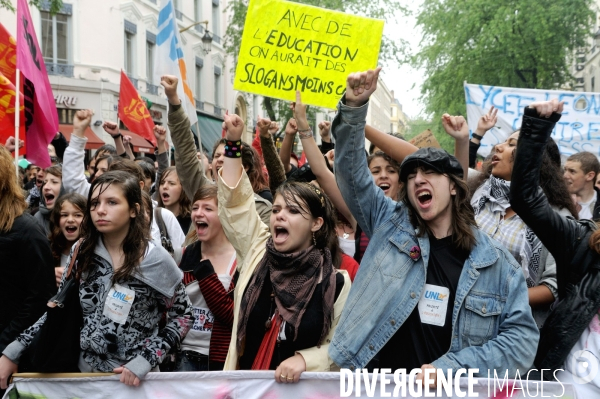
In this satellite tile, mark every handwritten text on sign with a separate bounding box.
[465,83,600,158]
[234,0,384,109]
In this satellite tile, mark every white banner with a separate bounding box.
[465,83,600,158]
[3,371,575,399]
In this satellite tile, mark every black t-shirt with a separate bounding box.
[177,214,192,235]
[378,235,468,371]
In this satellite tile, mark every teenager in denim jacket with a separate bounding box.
[328,68,539,378]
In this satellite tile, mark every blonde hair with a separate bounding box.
[0,146,27,232]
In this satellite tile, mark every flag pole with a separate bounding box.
[195,121,201,151]
[14,69,20,178]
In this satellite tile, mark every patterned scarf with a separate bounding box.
[237,238,336,353]
[472,176,543,287]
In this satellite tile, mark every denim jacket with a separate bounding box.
[328,98,539,375]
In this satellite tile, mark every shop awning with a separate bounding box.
[121,130,155,154]
[59,124,105,150]
[191,113,223,153]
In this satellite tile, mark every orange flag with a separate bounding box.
[0,22,25,148]
[118,70,156,147]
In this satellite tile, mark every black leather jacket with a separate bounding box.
[510,107,600,376]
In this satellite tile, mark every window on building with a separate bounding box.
[41,9,70,65]
[124,20,137,75]
[146,32,156,84]
[214,66,222,106]
[195,0,202,22]
[195,57,204,101]
[212,0,220,37]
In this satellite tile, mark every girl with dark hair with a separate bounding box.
[510,100,600,396]
[34,165,65,235]
[48,193,87,287]
[158,166,192,234]
[0,171,193,387]
[218,108,351,383]
[442,112,577,327]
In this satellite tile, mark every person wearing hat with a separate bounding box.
[328,67,538,379]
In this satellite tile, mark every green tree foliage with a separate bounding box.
[413,0,595,146]
[224,0,406,125]
[1,0,63,13]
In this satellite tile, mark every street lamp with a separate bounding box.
[180,20,213,54]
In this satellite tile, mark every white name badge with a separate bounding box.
[103,284,136,324]
[418,284,450,327]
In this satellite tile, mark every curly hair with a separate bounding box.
[77,171,150,284]
[275,181,342,268]
[49,193,87,265]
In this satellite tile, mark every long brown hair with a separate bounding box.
[275,181,342,268]
[49,193,87,264]
[0,146,27,232]
[400,173,477,252]
[77,171,149,283]
[157,167,191,218]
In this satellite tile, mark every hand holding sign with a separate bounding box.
[346,67,381,108]
[291,90,309,130]
[222,114,245,142]
[160,75,180,105]
[528,99,564,118]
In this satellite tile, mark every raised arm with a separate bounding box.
[258,118,287,196]
[279,123,296,174]
[161,75,212,200]
[364,124,418,164]
[62,110,92,197]
[318,121,335,154]
[291,92,356,229]
[510,100,581,281]
[102,121,131,160]
[469,106,498,168]
[331,68,397,238]
[441,114,469,180]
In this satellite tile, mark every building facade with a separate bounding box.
[572,1,600,93]
[0,0,247,155]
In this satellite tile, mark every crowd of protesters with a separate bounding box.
[1,67,600,397]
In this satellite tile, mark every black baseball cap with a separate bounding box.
[399,147,463,182]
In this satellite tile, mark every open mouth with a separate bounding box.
[65,226,78,234]
[44,194,55,204]
[378,183,390,192]
[162,193,170,202]
[273,226,289,244]
[416,190,432,206]
[195,221,208,234]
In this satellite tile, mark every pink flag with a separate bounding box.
[17,0,59,167]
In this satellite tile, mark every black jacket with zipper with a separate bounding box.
[510,106,600,376]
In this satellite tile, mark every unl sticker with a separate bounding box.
[192,307,214,332]
[418,284,450,327]
[103,284,135,324]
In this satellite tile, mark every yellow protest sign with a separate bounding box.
[234,0,384,109]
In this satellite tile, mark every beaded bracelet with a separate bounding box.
[224,140,242,158]
[297,128,313,139]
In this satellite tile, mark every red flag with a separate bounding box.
[17,0,59,167]
[118,70,156,147]
[298,151,306,167]
[0,23,25,149]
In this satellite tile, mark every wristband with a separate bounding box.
[471,133,484,141]
[298,128,313,139]
[224,140,242,158]
[111,133,122,140]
